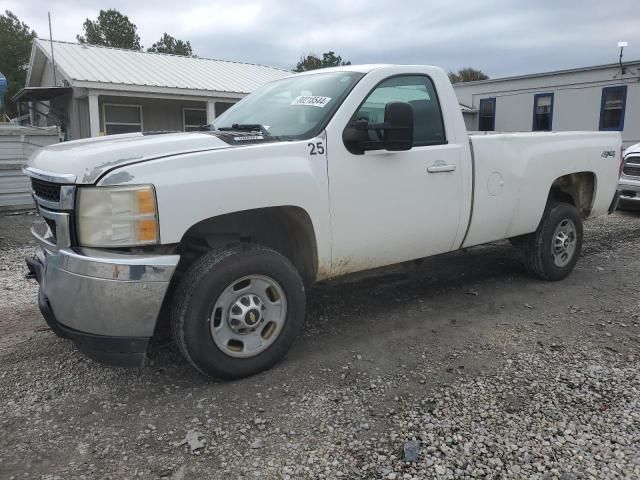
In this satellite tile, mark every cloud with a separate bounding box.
[5,0,639,77]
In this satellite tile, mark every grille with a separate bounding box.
[622,164,640,177]
[31,179,61,203]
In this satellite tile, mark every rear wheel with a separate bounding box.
[171,244,306,379]
[522,202,583,281]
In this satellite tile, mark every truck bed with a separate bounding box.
[462,131,620,248]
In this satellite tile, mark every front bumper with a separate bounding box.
[618,176,640,204]
[27,240,179,367]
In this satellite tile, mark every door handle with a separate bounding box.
[427,163,456,173]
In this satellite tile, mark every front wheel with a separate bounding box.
[170,244,306,379]
[522,202,583,281]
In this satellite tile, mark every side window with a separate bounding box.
[478,98,495,131]
[103,104,142,135]
[183,108,207,131]
[599,86,627,131]
[532,93,553,131]
[355,75,446,146]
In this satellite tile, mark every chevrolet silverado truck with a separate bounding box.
[618,143,640,208]
[24,65,622,379]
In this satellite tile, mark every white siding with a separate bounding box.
[494,93,537,131]
[0,125,60,209]
[553,87,602,131]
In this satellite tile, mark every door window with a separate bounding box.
[354,75,446,146]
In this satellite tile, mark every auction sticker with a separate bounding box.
[291,96,332,107]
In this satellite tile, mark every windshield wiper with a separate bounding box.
[217,123,271,136]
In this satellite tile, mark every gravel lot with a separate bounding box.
[1,210,639,479]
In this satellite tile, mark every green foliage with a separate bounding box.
[77,9,141,50]
[293,51,351,72]
[448,67,489,84]
[0,10,36,117]
[147,33,193,56]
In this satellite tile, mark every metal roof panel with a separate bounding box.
[35,39,291,95]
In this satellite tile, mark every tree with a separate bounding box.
[293,51,351,72]
[0,11,36,117]
[448,67,489,84]
[147,33,193,56]
[77,9,141,50]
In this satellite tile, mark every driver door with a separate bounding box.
[327,74,464,275]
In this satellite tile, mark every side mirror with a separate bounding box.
[382,102,414,151]
[342,102,414,155]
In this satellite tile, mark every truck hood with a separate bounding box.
[624,142,640,157]
[27,131,235,184]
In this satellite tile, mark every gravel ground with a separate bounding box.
[1,210,639,479]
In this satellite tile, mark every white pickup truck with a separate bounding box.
[24,65,621,379]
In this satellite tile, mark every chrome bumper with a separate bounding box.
[34,244,179,338]
[28,236,179,366]
[618,176,640,203]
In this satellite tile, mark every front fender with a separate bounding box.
[98,139,332,279]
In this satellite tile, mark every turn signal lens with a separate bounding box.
[137,189,156,214]
[137,219,158,242]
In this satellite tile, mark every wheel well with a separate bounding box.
[549,172,596,218]
[176,206,318,285]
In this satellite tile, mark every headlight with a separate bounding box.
[76,185,159,247]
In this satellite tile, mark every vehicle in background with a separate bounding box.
[618,143,640,209]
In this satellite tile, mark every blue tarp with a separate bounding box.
[0,72,6,109]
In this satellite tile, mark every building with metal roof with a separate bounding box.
[15,38,291,140]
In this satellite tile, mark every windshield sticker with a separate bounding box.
[291,96,332,108]
[234,135,264,141]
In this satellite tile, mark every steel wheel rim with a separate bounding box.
[210,274,287,358]
[551,218,577,268]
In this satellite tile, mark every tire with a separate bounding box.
[521,202,583,281]
[170,244,306,380]
[509,236,525,249]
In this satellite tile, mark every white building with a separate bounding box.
[14,39,290,140]
[454,60,640,147]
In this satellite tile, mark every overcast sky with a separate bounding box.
[6,0,639,77]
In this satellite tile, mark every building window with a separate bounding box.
[478,98,496,131]
[183,108,207,131]
[103,104,142,135]
[532,93,554,131]
[599,86,627,131]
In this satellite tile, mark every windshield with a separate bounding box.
[211,71,364,139]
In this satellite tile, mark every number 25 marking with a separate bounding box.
[308,142,325,155]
